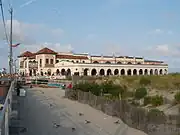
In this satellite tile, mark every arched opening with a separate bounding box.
[84,68,88,76]
[159,69,163,75]
[61,69,66,76]
[91,69,97,76]
[155,69,158,75]
[117,61,122,64]
[137,62,141,64]
[144,69,148,75]
[105,61,111,64]
[67,69,71,76]
[93,61,99,63]
[107,69,112,76]
[127,69,131,76]
[47,69,51,76]
[127,62,132,64]
[164,69,167,75]
[74,72,79,76]
[121,69,125,75]
[114,69,119,75]
[56,69,60,75]
[99,69,105,76]
[150,69,153,75]
[133,69,137,75]
[139,69,143,75]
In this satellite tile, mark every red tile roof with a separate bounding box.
[36,47,57,54]
[18,51,34,58]
[56,55,88,59]
[29,55,36,59]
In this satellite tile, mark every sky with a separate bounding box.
[0,0,180,72]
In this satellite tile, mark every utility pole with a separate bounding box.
[9,7,13,77]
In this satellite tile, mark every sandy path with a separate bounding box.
[20,87,147,135]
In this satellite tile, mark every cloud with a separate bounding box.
[18,42,73,54]
[148,29,173,35]
[20,0,37,8]
[0,19,64,44]
[145,44,180,57]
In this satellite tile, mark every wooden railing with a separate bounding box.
[0,80,14,135]
[45,64,54,68]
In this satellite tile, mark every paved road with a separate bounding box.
[17,87,147,135]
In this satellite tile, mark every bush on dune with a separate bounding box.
[78,74,180,90]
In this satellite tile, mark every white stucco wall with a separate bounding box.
[18,52,168,76]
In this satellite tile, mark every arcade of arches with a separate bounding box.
[87,68,167,76]
[55,68,71,76]
[49,68,167,76]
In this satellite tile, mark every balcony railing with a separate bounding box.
[29,63,38,69]
[45,64,54,68]
[0,80,14,135]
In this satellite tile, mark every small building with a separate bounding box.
[18,47,168,76]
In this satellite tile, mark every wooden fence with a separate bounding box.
[65,89,180,135]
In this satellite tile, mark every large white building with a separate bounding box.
[18,47,168,76]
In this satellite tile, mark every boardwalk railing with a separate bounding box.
[0,81,14,135]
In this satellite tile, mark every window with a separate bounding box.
[50,59,53,64]
[25,62,27,68]
[56,60,59,63]
[40,59,42,67]
[20,61,24,68]
[82,61,85,63]
[76,61,79,63]
[46,59,49,64]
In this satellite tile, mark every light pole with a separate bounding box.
[14,59,18,74]
[9,7,13,78]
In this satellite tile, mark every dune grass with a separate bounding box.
[77,73,180,90]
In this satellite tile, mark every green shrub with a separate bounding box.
[73,82,90,92]
[144,96,152,106]
[100,81,123,97]
[89,83,101,96]
[139,77,151,86]
[73,82,101,96]
[151,95,163,106]
[174,92,180,103]
[135,87,147,99]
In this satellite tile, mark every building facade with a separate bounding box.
[18,47,168,76]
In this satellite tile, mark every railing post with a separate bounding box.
[4,107,9,135]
